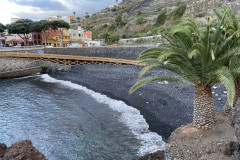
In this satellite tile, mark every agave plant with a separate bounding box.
[129,13,240,129]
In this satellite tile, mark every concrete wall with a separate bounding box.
[44,46,152,60]
[0,48,43,53]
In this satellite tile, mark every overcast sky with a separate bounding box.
[0,0,122,25]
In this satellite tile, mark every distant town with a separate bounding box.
[0,15,102,48]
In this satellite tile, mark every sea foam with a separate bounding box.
[41,74,166,156]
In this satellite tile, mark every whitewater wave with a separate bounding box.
[41,74,166,156]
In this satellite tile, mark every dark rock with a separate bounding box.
[0,140,46,160]
[0,143,7,158]
[135,150,165,160]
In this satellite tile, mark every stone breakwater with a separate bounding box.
[0,58,70,79]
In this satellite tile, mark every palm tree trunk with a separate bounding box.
[193,85,215,129]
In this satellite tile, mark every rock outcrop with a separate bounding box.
[0,58,70,79]
[168,113,239,160]
[0,140,46,160]
[135,150,165,160]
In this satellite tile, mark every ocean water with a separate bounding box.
[0,74,166,160]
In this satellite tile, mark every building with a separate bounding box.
[84,31,92,41]
[5,34,32,46]
[32,32,42,45]
[41,28,87,47]
[86,41,101,47]
[43,15,93,47]
[0,32,6,47]
[68,26,85,40]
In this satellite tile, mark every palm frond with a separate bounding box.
[216,67,235,106]
[129,76,181,94]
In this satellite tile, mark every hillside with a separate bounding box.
[82,0,240,44]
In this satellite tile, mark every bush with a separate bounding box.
[196,11,206,18]
[134,38,144,44]
[119,21,127,27]
[108,34,120,44]
[135,16,147,25]
[122,34,127,38]
[170,4,186,20]
[154,9,167,27]
[115,14,122,23]
[108,23,118,31]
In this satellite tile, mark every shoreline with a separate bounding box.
[49,64,228,140]
[0,60,228,140]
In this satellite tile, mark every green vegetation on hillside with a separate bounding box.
[82,0,190,44]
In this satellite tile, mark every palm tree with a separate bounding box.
[214,7,240,115]
[214,7,240,127]
[129,14,239,129]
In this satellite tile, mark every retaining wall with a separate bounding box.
[44,46,152,60]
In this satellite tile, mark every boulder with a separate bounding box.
[0,140,46,160]
[168,113,239,160]
[135,150,165,160]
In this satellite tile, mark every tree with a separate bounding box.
[170,4,186,20]
[85,12,89,18]
[49,20,70,47]
[130,13,239,130]
[0,23,6,33]
[7,19,34,46]
[31,20,52,46]
[214,6,240,124]
[115,14,122,23]
[154,9,167,27]
[102,32,110,44]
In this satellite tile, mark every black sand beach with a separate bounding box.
[50,64,228,140]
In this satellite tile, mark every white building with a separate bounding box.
[86,41,101,47]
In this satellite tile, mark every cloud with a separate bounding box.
[8,0,67,11]
[0,0,122,24]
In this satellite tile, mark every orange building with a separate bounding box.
[42,29,87,47]
[84,31,92,41]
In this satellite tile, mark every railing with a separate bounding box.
[0,52,142,66]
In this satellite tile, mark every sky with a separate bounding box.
[0,0,122,25]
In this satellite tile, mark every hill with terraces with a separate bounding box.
[83,0,240,43]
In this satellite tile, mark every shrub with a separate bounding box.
[170,4,186,20]
[134,38,145,44]
[154,9,167,27]
[135,16,147,25]
[108,34,120,44]
[115,14,122,23]
[196,11,206,17]
[108,23,118,31]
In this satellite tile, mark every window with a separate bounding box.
[79,34,81,37]
[38,35,41,39]
[34,35,36,39]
